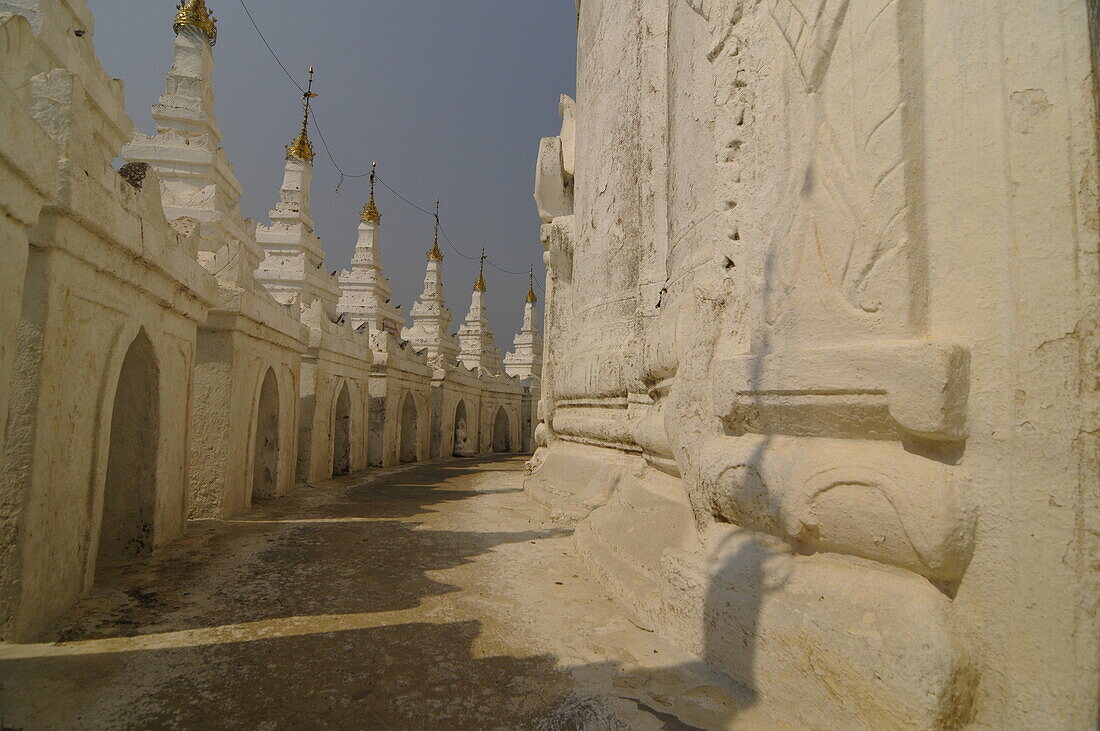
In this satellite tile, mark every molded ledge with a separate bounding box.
[713,341,970,442]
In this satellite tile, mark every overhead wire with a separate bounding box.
[237,0,542,287]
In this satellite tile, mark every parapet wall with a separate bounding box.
[0,0,538,642]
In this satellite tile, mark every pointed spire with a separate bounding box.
[505,263,543,380]
[360,162,381,223]
[286,67,317,164]
[174,0,218,46]
[526,264,538,303]
[428,200,444,261]
[404,205,459,362]
[474,248,487,292]
[458,252,502,372]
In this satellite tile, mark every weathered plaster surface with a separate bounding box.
[123,21,310,520]
[0,0,218,641]
[529,0,1100,726]
[0,0,533,646]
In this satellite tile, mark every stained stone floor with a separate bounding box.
[0,456,769,730]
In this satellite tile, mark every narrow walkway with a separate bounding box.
[0,457,760,729]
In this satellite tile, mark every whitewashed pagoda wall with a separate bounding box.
[296,302,372,482]
[122,21,311,520]
[367,332,432,468]
[530,0,1099,727]
[428,365,524,459]
[0,0,218,641]
[0,16,57,448]
[429,365,483,460]
[187,315,305,515]
[477,376,523,455]
[517,385,537,453]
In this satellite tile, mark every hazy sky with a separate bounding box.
[88,0,576,340]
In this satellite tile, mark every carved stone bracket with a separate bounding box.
[712,341,970,442]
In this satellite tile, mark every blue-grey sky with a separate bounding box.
[88,0,576,340]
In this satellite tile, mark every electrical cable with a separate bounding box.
[238,0,540,285]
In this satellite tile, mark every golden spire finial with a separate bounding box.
[474,248,488,292]
[174,0,218,46]
[427,200,444,261]
[526,265,538,303]
[285,67,317,163]
[360,162,381,223]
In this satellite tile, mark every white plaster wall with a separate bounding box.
[0,174,215,641]
[529,0,1099,725]
[0,0,217,641]
[0,16,57,447]
[369,371,432,468]
[432,376,482,460]
[188,326,303,518]
[298,357,370,483]
[918,2,1099,723]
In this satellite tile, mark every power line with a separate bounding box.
[486,258,531,276]
[375,176,437,218]
[238,0,302,93]
[238,0,360,183]
[237,0,540,285]
[438,225,480,261]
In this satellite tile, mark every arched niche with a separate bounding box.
[251,367,281,500]
[97,329,160,578]
[453,399,473,457]
[332,381,352,476]
[400,393,419,464]
[492,406,512,453]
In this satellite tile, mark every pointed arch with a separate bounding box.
[97,329,160,577]
[332,381,352,476]
[453,399,472,457]
[400,392,419,463]
[251,367,281,500]
[492,405,512,453]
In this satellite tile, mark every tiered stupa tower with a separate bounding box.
[122,1,312,517]
[338,163,405,335]
[123,0,262,288]
[402,204,460,363]
[457,250,504,373]
[504,268,544,381]
[255,69,342,319]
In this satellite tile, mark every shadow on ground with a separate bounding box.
[0,456,751,729]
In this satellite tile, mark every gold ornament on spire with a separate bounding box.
[286,67,318,163]
[174,0,218,46]
[526,265,538,303]
[427,200,444,261]
[474,248,488,292]
[360,162,381,223]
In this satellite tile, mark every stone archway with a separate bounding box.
[492,406,512,453]
[452,400,472,457]
[251,368,280,500]
[400,393,418,463]
[97,329,159,578]
[332,382,352,476]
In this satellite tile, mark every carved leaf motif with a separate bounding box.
[774,0,909,318]
[684,0,744,58]
[768,0,851,92]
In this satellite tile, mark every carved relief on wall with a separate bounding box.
[764,0,918,343]
[654,6,977,719]
[668,0,974,609]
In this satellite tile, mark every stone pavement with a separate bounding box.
[0,456,773,730]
